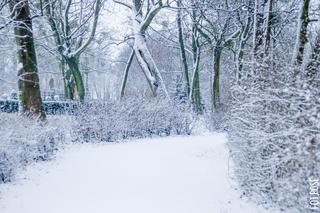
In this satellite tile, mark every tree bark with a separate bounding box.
[64,56,85,102]
[177,0,190,97]
[292,0,310,75]
[9,0,45,120]
[190,44,201,113]
[190,7,202,114]
[212,46,223,109]
[264,0,274,55]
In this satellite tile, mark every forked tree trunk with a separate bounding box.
[43,0,101,102]
[64,56,85,102]
[9,0,45,120]
[133,34,159,96]
[131,0,169,98]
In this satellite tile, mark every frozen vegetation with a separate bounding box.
[0,0,319,212]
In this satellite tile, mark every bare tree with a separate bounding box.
[42,0,103,102]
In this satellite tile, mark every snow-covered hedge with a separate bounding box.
[228,84,320,212]
[0,114,65,183]
[72,97,194,142]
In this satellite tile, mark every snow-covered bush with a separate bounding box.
[72,97,194,142]
[228,82,320,212]
[0,114,65,183]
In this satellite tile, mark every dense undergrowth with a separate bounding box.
[227,83,320,213]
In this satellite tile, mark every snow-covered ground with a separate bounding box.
[0,134,279,213]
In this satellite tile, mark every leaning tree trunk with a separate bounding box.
[9,0,45,120]
[133,34,159,96]
[132,30,169,98]
[120,49,135,98]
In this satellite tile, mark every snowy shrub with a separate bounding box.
[72,97,194,142]
[228,83,320,212]
[0,114,65,183]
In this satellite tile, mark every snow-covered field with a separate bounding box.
[0,134,279,213]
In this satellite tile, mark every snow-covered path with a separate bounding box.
[0,134,277,213]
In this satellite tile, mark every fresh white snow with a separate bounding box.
[0,134,279,213]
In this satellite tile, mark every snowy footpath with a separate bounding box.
[0,134,279,213]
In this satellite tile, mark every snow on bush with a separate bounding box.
[227,83,320,212]
[0,114,65,183]
[72,97,194,142]
[0,98,196,184]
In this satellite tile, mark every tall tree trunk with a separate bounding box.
[252,0,267,77]
[190,9,202,113]
[177,0,190,97]
[264,0,274,55]
[212,46,223,109]
[292,0,311,81]
[190,45,201,113]
[9,0,45,120]
[253,0,266,59]
[235,2,252,83]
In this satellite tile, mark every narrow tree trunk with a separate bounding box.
[120,49,135,98]
[253,0,266,59]
[292,0,311,80]
[235,4,252,83]
[190,46,202,113]
[264,0,274,55]
[177,0,190,97]
[190,15,202,113]
[212,46,223,109]
[9,0,45,120]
